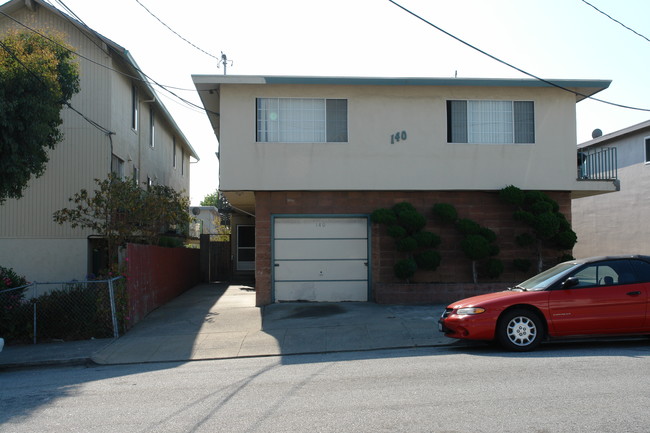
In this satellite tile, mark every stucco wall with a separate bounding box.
[573,133,650,257]
[219,84,578,193]
[0,238,88,282]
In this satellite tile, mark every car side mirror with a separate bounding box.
[561,277,580,289]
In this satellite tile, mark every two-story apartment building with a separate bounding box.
[573,120,650,258]
[0,0,198,282]
[193,75,616,306]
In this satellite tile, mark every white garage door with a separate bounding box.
[273,217,369,302]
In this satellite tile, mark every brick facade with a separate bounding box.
[254,190,572,306]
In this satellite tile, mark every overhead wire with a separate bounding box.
[134,0,221,62]
[388,0,650,112]
[579,0,650,44]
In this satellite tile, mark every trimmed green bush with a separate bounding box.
[413,231,441,248]
[397,236,418,252]
[415,250,442,270]
[394,259,418,280]
[371,208,397,225]
[499,185,525,205]
[432,203,458,224]
[387,225,407,239]
[397,210,427,234]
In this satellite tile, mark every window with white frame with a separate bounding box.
[256,98,348,143]
[447,100,535,144]
[645,137,650,164]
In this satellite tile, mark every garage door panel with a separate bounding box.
[273,216,368,302]
[276,281,367,302]
[275,239,367,260]
[275,260,367,281]
[275,218,367,239]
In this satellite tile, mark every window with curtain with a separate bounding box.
[256,98,348,143]
[447,100,535,144]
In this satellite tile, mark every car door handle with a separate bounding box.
[626,291,641,296]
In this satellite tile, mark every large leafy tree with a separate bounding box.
[0,30,80,204]
[53,175,191,263]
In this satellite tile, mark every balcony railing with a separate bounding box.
[577,147,618,180]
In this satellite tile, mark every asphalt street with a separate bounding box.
[2,341,650,432]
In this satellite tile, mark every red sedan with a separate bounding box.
[439,255,650,351]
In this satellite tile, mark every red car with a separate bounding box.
[439,255,650,351]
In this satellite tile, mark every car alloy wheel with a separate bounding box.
[497,309,544,351]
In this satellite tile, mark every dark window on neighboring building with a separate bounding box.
[645,137,650,163]
[131,84,138,131]
[149,107,155,148]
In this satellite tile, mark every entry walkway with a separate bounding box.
[0,283,452,368]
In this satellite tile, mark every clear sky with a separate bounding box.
[6,0,650,204]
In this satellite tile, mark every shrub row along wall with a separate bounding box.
[126,244,200,327]
[254,190,571,306]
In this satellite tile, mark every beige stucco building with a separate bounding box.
[193,75,618,306]
[573,120,650,258]
[0,0,198,282]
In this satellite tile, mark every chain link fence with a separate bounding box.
[0,277,125,345]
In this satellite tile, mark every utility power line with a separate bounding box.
[134,0,222,62]
[580,0,650,44]
[388,0,650,112]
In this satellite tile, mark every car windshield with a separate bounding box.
[516,262,579,291]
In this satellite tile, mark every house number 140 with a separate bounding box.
[390,131,407,144]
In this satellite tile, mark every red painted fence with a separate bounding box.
[126,244,200,328]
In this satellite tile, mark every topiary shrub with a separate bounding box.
[397,236,418,252]
[415,250,442,270]
[434,203,502,283]
[394,259,418,280]
[500,185,577,272]
[371,208,398,225]
[413,231,441,248]
[432,203,458,224]
[372,202,441,280]
[499,185,525,206]
[387,225,407,239]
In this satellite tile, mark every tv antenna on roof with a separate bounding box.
[218,52,233,75]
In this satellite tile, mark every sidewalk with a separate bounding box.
[0,283,452,369]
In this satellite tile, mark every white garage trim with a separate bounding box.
[272,215,370,302]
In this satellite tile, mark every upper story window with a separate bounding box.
[644,137,650,164]
[181,148,185,176]
[173,136,177,169]
[256,98,348,143]
[149,107,155,148]
[131,84,138,131]
[447,100,535,144]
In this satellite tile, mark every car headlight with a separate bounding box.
[456,307,486,315]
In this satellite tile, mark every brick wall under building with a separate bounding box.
[254,190,572,306]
